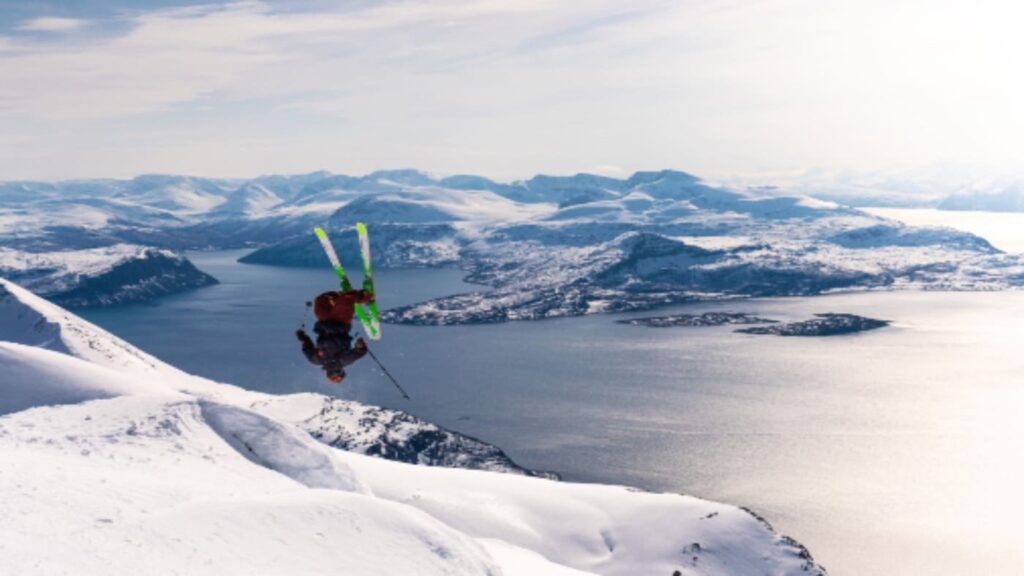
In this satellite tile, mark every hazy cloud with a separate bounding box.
[16,17,88,32]
[2,0,1023,181]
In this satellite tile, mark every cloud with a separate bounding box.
[0,0,579,120]
[16,17,88,32]
[3,0,1024,180]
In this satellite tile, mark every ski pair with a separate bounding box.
[314,224,381,340]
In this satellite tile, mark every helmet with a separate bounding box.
[326,370,345,384]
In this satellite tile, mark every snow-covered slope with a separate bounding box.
[0,279,175,375]
[113,174,235,215]
[209,182,285,218]
[0,279,826,576]
[0,244,217,307]
[0,277,544,474]
[0,343,171,416]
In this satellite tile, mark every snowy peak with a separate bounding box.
[626,168,701,187]
[211,182,285,218]
[613,231,717,259]
[365,168,437,186]
[330,194,462,224]
[520,173,627,205]
[0,277,176,376]
[939,180,1024,212]
[328,186,552,226]
[828,223,999,252]
[1,168,841,237]
[117,174,235,215]
[531,169,847,222]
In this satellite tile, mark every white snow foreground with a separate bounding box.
[0,278,825,576]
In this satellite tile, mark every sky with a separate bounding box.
[1,0,1023,182]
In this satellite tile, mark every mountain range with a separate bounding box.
[3,169,1023,319]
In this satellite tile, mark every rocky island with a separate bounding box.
[736,313,890,336]
[618,311,777,327]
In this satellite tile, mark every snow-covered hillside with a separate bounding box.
[0,244,217,307]
[0,278,826,576]
[378,173,1024,324]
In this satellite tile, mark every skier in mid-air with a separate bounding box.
[296,288,374,383]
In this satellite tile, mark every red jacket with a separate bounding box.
[313,290,373,326]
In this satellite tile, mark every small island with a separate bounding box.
[617,312,777,327]
[735,313,889,336]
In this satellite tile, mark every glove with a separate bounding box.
[296,330,308,341]
[355,338,367,351]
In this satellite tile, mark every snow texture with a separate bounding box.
[0,278,827,576]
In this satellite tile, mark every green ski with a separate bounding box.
[314,226,352,290]
[356,222,382,340]
[313,226,378,339]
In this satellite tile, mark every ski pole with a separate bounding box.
[300,301,312,330]
[364,346,411,400]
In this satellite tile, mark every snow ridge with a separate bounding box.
[254,394,558,479]
[0,278,172,374]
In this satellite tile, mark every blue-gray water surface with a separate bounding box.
[78,249,1024,576]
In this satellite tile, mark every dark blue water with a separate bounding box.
[78,250,1024,576]
[80,251,477,399]
[77,251,685,481]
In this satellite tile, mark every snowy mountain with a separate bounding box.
[115,174,235,213]
[0,278,826,575]
[725,167,1024,212]
[209,181,285,218]
[0,244,217,307]
[0,169,550,250]
[239,223,462,268]
[377,173,1023,324]
[937,180,1024,212]
[5,168,1024,317]
[724,166,972,208]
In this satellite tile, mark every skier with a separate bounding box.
[296,288,374,383]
